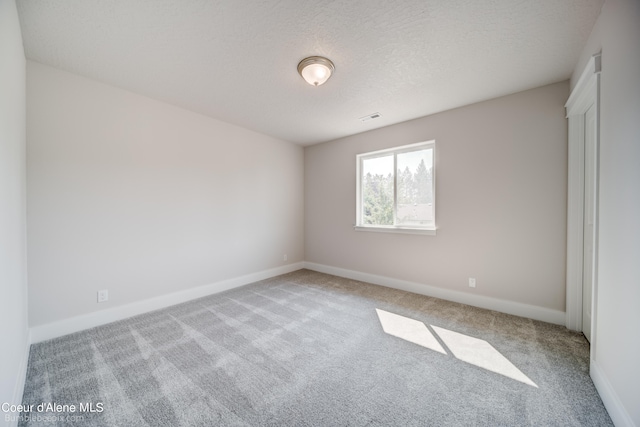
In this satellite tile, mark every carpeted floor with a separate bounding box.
[20,269,612,426]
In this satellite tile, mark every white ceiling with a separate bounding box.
[17,0,603,146]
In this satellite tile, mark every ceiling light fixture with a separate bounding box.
[297,56,335,86]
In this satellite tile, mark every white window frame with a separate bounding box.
[355,140,436,235]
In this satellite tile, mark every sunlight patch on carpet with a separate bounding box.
[375,309,446,354]
[431,325,538,388]
[376,309,538,388]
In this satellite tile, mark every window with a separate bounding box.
[356,141,435,234]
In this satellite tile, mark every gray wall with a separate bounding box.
[572,0,640,424]
[26,62,304,327]
[0,0,29,412]
[305,81,568,312]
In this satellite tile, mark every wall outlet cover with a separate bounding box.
[97,290,109,303]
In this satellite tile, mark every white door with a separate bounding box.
[582,104,596,342]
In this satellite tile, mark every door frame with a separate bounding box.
[565,53,601,354]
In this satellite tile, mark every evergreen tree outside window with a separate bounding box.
[356,141,435,234]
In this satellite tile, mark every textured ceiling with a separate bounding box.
[17,0,603,146]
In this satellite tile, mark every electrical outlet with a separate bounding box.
[468,278,476,288]
[97,289,108,303]
[283,254,288,261]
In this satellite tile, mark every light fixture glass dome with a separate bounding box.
[298,56,335,86]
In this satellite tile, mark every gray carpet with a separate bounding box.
[20,269,612,426]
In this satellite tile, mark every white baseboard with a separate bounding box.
[28,260,566,341]
[591,358,636,427]
[30,262,305,343]
[8,330,31,427]
[303,262,566,326]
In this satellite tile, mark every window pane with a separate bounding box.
[396,148,433,226]
[362,155,394,225]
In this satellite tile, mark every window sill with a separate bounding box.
[353,225,437,236]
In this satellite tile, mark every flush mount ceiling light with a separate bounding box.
[297,56,335,86]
